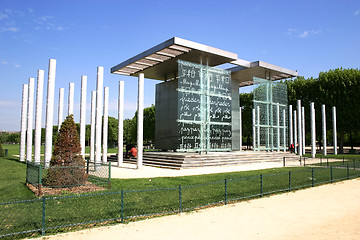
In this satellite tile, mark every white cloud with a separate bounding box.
[298,31,309,38]
[34,15,67,31]
[354,9,360,15]
[0,13,8,20]
[0,26,19,32]
[1,60,7,65]
[287,28,321,39]
[14,63,20,68]
[0,100,19,106]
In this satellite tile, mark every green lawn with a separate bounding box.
[1,151,360,239]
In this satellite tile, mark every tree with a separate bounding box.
[0,141,4,157]
[123,118,135,144]
[239,92,253,149]
[129,105,156,144]
[44,115,87,186]
[107,117,119,148]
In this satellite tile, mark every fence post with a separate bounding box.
[304,157,306,167]
[120,189,124,223]
[330,166,333,183]
[327,158,329,168]
[108,162,111,189]
[86,159,89,174]
[320,157,322,166]
[354,159,356,170]
[299,156,302,165]
[312,168,314,187]
[289,171,291,192]
[347,164,350,179]
[283,157,285,167]
[41,196,46,236]
[38,164,42,196]
[179,185,182,213]
[225,179,227,205]
[343,157,344,165]
[260,174,263,197]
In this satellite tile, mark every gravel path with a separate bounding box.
[31,178,360,240]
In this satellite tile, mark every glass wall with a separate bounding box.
[253,77,288,151]
[177,60,232,152]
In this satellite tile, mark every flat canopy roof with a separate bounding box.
[111,37,238,81]
[111,37,298,86]
[228,61,298,87]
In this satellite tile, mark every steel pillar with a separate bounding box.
[102,87,109,163]
[322,104,327,156]
[34,70,44,163]
[19,84,28,162]
[297,100,302,156]
[44,59,56,167]
[95,67,103,164]
[68,82,74,116]
[57,88,64,131]
[90,91,96,162]
[332,106,337,155]
[26,78,35,162]
[118,81,124,166]
[310,102,316,158]
[137,73,144,169]
[80,76,87,158]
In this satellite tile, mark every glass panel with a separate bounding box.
[253,77,288,151]
[177,60,232,152]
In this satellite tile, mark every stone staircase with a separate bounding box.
[107,151,298,170]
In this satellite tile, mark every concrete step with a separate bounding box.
[106,151,297,169]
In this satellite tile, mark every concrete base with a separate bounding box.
[107,151,295,170]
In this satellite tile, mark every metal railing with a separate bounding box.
[2,166,360,239]
[26,160,111,195]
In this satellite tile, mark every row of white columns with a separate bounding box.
[19,60,130,168]
[289,100,337,158]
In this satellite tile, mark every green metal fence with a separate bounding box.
[2,165,360,239]
[26,161,111,195]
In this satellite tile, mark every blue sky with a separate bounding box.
[0,0,359,131]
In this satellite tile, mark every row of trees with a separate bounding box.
[0,105,156,148]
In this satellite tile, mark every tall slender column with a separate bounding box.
[137,73,144,169]
[310,102,316,158]
[289,105,293,146]
[26,78,35,162]
[20,84,28,162]
[95,67,103,164]
[118,81,124,166]
[68,82,74,116]
[283,109,286,152]
[252,108,256,150]
[297,100,302,156]
[44,59,56,167]
[322,104,327,156]
[57,88,64,130]
[90,91,96,162]
[80,76,87,158]
[239,107,242,151]
[294,110,297,154]
[302,106,305,155]
[276,103,280,152]
[332,106,337,155]
[257,106,260,151]
[34,70,44,163]
[102,87,109,163]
